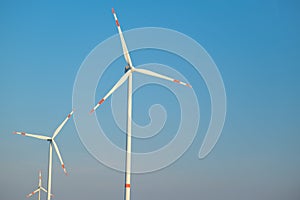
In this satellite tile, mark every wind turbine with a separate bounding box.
[90,8,192,200]
[14,110,74,200]
[26,170,53,200]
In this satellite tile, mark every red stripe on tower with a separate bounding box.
[125,184,131,188]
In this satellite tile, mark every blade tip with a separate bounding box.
[67,110,74,118]
[186,83,192,88]
[62,164,68,175]
[89,109,95,114]
[112,8,115,13]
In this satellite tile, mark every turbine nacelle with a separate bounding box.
[125,65,131,73]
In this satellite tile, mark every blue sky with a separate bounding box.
[1,0,300,200]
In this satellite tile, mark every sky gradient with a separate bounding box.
[1,0,300,200]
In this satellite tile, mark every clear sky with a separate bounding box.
[1,0,300,200]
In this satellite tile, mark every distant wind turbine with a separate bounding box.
[90,8,192,200]
[14,110,74,200]
[26,170,53,200]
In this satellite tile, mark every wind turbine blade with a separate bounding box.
[52,140,68,175]
[26,188,39,198]
[40,187,47,193]
[52,110,74,139]
[40,187,54,197]
[112,8,133,67]
[90,70,131,113]
[13,132,51,140]
[38,170,42,187]
[134,68,192,88]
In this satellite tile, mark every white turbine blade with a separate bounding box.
[52,110,74,139]
[38,170,42,187]
[134,68,192,88]
[40,187,47,193]
[112,8,133,67]
[26,188,39,198]
[52,140,68,176]
[13,132,51,140]
[90,70,131,113]
[40,187,54,197]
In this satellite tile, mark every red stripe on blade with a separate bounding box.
[173,79,180,83]
[21,132,26,136]
[98,99,105,105]
[112,8,115,14]
[116,20,120,27]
